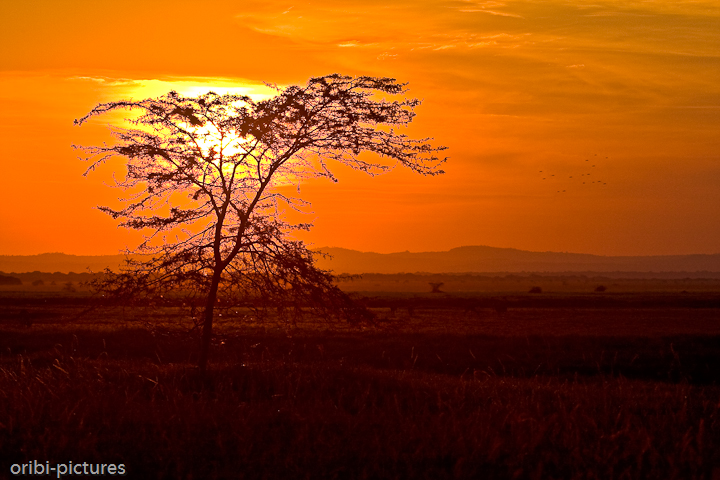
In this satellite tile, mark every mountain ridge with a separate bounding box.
[313,246,720,274]
[1,247,719,274]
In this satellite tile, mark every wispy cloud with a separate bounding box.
[68,75,277,101]
[455,0,522,17]
[234,0,529,53]
[69,76,140,86]
[458,8,523,17]
[337,40,378,48]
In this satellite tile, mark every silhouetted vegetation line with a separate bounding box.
[0,274,21,285]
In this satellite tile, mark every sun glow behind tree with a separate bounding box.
[74,74,446,373]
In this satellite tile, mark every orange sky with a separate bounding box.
[1,0,718,256]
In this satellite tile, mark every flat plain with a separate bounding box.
[1,278,719,479]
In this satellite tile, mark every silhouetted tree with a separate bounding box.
[75,74,446,373]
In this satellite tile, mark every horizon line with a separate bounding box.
[2,245,720,258]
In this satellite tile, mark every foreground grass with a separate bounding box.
[2,294,719,479]
[2,329,719,479]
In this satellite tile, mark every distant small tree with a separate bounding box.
[595,285,607,292]
[529,286,542,294]
[429,282,444,293]
[75,74,446,374]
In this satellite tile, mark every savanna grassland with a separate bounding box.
[1,277,719,479]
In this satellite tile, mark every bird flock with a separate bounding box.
[538,154,609,193]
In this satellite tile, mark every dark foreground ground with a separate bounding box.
[1,289,719,479]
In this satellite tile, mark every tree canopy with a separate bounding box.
[74,74,446,372]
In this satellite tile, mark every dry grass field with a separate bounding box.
[1,286,719,479]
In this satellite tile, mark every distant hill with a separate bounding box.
[313,246,720,274]
[0,253,132,274]
[1,247,719,275]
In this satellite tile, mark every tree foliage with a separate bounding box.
[74,74,446,371]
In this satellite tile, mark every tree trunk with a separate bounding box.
[198,267,223,376]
